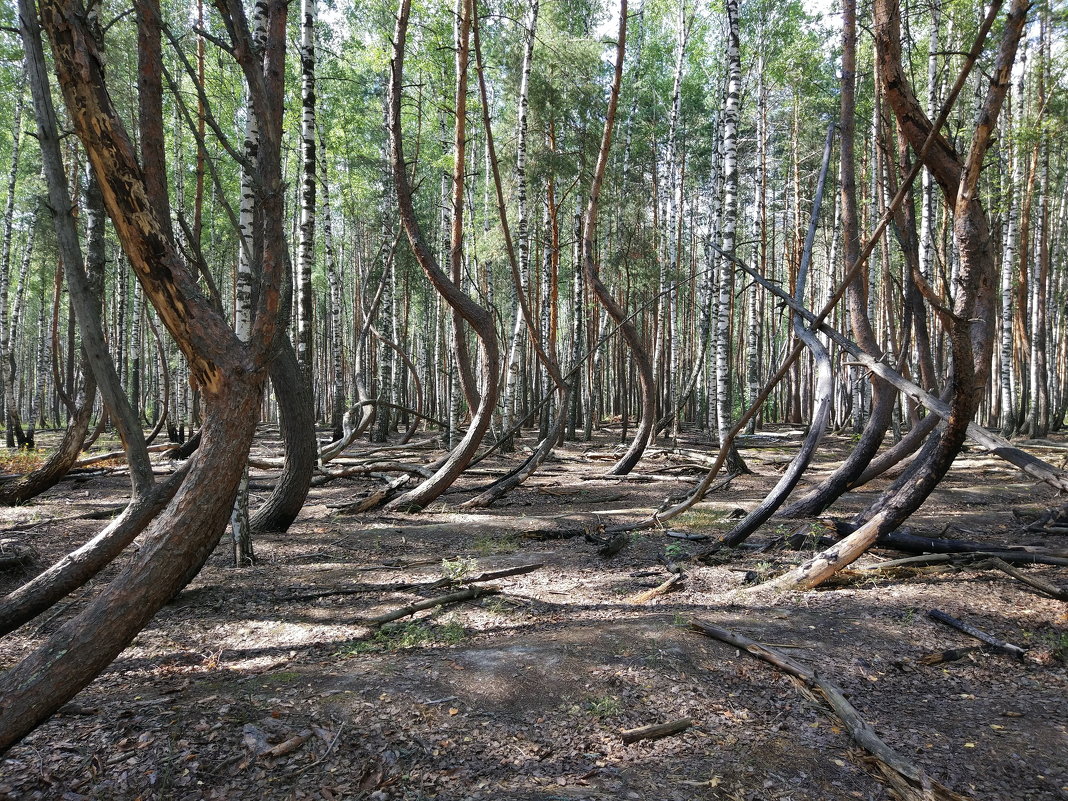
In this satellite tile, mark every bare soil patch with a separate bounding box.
[1,427,1066,800]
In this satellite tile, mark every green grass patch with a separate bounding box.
[672,508,733,532]
[472,533,520,556]
[340,621,467,655]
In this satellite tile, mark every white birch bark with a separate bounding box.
[296,0,317,377]
[500,0,540,449]
[230,0,268,567]
[715,0,741,444]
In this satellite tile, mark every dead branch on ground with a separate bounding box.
[690,619,970,801]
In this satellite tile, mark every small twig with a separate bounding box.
[427,562,544,590]
[293,720,345,777]
[627,573,684,604]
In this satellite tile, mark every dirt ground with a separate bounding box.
[1,426,1066,801]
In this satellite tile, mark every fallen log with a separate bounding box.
[878,529,1068,560]
[858,551,1068,570]
[926,609,1028,659]
[691,619,969,801]
[620,718,692,744]
[329,474,411,514]
[983,557,1068,601]
[365,585,501,626]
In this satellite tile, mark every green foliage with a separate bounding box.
[663,541,688,560]
[584,694,622,718]
[340,621,467,655]
[441,556,478,580]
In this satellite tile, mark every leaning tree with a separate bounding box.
[0,0,290,752]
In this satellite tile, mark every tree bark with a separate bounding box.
[385,0,500,511]
[0,0,287,751]
[765,0,1028,590]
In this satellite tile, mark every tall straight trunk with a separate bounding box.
[296,0,316,378]
[321,162,346,440]
[653,4,691,432]
[712,0,747,475]
[1026,15,1050,437]
[1000,89,1021,436]
[918,4,939,288]
[745,61,767,435]
[7,226,35,444]
[500,0,540,452]
[230,0,268,567]
[31,280,48,431]
[0,92,25,449]
[568,211,583,440]
[715,0,740,443]
[371,255,394,442]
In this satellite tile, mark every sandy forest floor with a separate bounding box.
[0,425,1066,801]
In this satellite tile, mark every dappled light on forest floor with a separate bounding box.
[2,429,1066,799]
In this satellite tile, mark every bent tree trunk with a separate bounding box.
[0,366,94,506]
[0,464,189,636]
[765,0,1028,591]
[250,336,315,533]
[458,7,567,509]
[0,0,287,752]
[779,0,893,519]
[721,123,835,547]
[0,382,260,753]
[385,0,500,512]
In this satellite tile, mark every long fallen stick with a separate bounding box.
[927,609,1028,658]
[365,585,501,626]
[426,562,544,590]
[984,558,1068,601]
[690,620,970,801]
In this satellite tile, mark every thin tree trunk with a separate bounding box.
[385,0,500,511]
[295,0,316,379]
